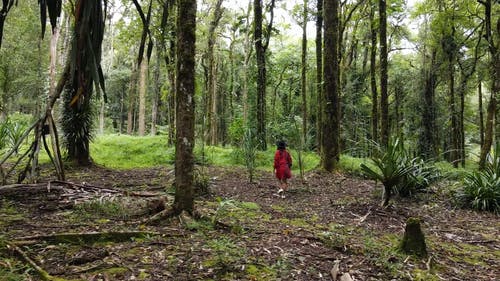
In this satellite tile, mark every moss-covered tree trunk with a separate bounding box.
[315,0,323,153]
[321,0,340,172]
[479,0,498,169]
[379,0,389,148]
[370,0,378,145]
[400,217,428,258]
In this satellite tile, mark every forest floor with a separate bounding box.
[0,165,498,281]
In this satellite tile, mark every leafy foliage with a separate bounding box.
[242,128,257,183]
[360,139,438,205]
[460,142,500,213]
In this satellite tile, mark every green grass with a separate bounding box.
[89,134,322,172]
[91,134,175,169]
[4,134,480,178]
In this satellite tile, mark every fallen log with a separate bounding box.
[15,231,160,245]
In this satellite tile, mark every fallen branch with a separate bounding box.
[6,242,69,281]
[15,231,160,245]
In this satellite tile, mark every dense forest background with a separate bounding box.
[0,0,499,168]
[0,1,499,280]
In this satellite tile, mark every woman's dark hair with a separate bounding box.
[277,140,286,150]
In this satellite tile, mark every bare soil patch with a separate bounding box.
[1,165,498,280]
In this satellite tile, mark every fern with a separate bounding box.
[461,142,500,213]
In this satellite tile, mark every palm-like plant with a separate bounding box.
[461,142,500,213]
[361,139,418,206]
[61,0,105,166]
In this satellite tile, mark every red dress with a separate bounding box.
[274,149,292,180]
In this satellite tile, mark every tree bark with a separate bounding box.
[419,48,438,160]
[241,0,253,128]
[321,0,340,172]
[138,56,148,136]
[400,217,428,258]
[479,81,484,147]
[173,0,196,215]
[478,0,498,169]
[254,0,266,150]
[253,0,275,151]
[151,43,161,136]
[315,0,323,152]
[301,0,308,145]
[206,0,224,146]
[379,0,389,147]
[370,0,378,144]
[127,65,138,134]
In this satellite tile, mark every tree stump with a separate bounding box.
[400,217,427,258]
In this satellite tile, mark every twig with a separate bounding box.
[6,242,62,281]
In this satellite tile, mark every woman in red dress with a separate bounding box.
[273,140,292,198]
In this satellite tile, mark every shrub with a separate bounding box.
[360,139,438,206]
[460,142,500,213]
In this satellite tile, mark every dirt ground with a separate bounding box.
[0,165,498,281]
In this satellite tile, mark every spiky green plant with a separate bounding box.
[361,139,418,206]
[461,142,500,213]
[8,121,28,154]
[60,0,105,166]
[61,95,95,165]
[243,128,257,183]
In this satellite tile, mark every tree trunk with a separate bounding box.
[254,0,266,150]
[449,53,459,168]
[370,0,378,144]
[138,56,148,136]
[479,81,484,147]
[62,0,105,166]
[301,0,308,144]
[315,0,323,153]
[206,0,224,146]
[151,43,161,136]
[400,217,428,258]
[379,0,389,147]
[173,0,196,215]
[127,65,138,134]
[242,0,253,126]
[479,0,498,169]
[419,48,438,160]
[167,37,176,146]
[321,0,340,172]
[253,0,275,150]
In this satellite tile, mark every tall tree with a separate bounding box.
[300,0,308,144]
[315,0,323,152]
[322,0,340,171]
[379,0,388,147]
[132,0,153,136]
[253,0,276,150]
[173,0,196,214]
[369,0,378,143]
[206,0,224,145]
[61,0,105,166]
[478,0,498,169]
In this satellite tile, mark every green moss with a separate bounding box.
[411,269,440,281]
[245,264,277,280]
[399,217,427,258]
[0,200,24,227]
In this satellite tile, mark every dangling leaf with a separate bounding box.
[46,0,62,33]
[0,0,16,49]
